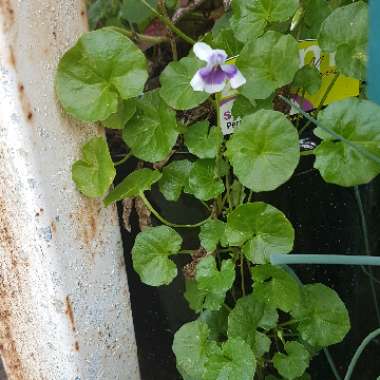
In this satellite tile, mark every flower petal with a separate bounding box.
[193,42,214,62]
[221,64,238,78]
[190,70,206,92]
[203,81,226,94]
[229,68,247,89]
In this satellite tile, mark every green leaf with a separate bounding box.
[122,90,179,163]
[102,99,136,129]
[72,137,116,198]
[185,280,207,313]
[196,256,236,311]
[159,160,193,201]
[228,295,265,349]
[199,308,229,341]
[226,110,300,192]
[104,168,161,206]
[56,29,148,122]
[300,0,332,39]
[199,220,226,253]
[184,121,223,159]
[314,98,380,186]
[187,159,225,201]
[252,265,301,313]
[212,27,244,57]
[204,338,256,380]
[226,202,295,264]
[159,57,210,110]
[292,284,351,347]
[273,341,310,380]
[173,321,211,380]
[230,0,299,43]
[254,331,271,358]
[232,95,274,119]
[132,226,182,286]
[237,31,299,101]
[293,65,322,95]
[318,1,368,80]
[121,0,154,24]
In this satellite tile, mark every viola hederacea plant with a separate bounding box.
[55,1,380,379]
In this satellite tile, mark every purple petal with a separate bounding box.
[199,66,227,85]
[221,64,238,79]
[208,51,228,66]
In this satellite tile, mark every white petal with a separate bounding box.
[190,71,206,92]
[203,81,226,94]
[193,42,213,62]
[229,69,247,89]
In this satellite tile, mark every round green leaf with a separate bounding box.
[228,295,265,349]
[231,0,299,43]
[314,98,380,187]
[226,202,295,264]
[226,110,300,192]
[195,256,236,311]
[132,226,182,286]
[199,220,226,253]
[56,29,148,122]
[199,308,229,341]
[159,57,210,110]
[184,121,223,159]
[159,160,193,201]
[123,90,179,163]
[185,280,207,313]
[173,321,211,380]
[252,265,301,313]
[204,338,256,380]
[104,168,162,206]
[187,159,225,201]
[237,31,299,101]
[273,341,310,380]
[254,331,271,359]
[293,65,322,95]
[300,0,332,39]
[102,99,136,129]
[292,284,351,347]
[72,137,116,198]
[318,1,368,80]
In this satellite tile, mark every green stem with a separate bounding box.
[278,319,302,328]
[139,192,210,228]
[114,152,132,166]
[223,303,232,312]
[280,96,380,166]
[139,0,196,45]
[300,149,315,156]
[105,26,169,45]
[344,328,380,380]
[225,173,232,211]
[299,72,340,134]
[240,254,246,296]
[180,249,197,255]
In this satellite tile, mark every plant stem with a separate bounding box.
[240,254,246,296]
[223,303,232,312]
[139,0,196,45]
[139,192,210,228]
[299,72,340,134]
[158,0,178,60]
[105,26,169,45]
[114,152,133,166]
[300,149,315,156]
[280,96,380,166]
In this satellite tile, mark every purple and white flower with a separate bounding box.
[190,42,246,94]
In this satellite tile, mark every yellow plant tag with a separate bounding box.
[219,40,360,135]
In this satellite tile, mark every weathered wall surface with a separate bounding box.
[0,1,140,379]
